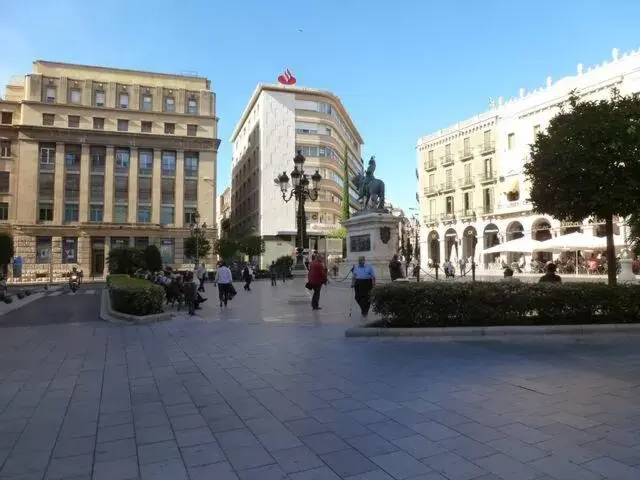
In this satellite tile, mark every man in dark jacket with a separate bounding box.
[307,255,327,311]
[389,254,403,281]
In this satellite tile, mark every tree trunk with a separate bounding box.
[606,215,617,286]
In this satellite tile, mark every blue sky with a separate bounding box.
[2,0,640,211]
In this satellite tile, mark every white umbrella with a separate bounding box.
[533,232,626,253]
[482,237,543,254]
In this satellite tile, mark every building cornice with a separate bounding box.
[231,83,364,145]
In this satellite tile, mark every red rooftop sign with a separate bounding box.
[278,69,297,86]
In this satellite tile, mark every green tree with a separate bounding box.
[184,230,212,262]
[524,90,640,285]
[214,238,239,262]
[238,235,265,259]
[107,247,144,275]
[326,227,347,239]
[341,144,350,222]
[0,233,14,278]
[220,218,231,238]
[143,244,162,272]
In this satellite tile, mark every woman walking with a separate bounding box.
[307,255,327,310]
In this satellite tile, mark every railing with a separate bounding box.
[481,205,494,215]
[459,149,473,161]
[440,154,454,166]
[138,167,153,176]
[480,141,495,154]
[162,168,176,177]
[440,212,456,222]
[39,162,55,172]
[91,155,105,173]
[458,209,475,219]
[424,186,438,196]
[459,176,475,188]
[439,181,455,193]
[423,215,438,224]
[478,170,497,183]
[184,169,198,178]
[424,161,437,171]
[138,193,152,204]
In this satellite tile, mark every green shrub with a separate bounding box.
[107,247,144,275]
[372,282,640,328]
[108,276,164,316]
[143,245,163,272]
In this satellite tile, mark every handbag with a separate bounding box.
[229,283,237,299]
[305,282,312,290]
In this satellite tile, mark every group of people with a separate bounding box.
[149,268,208,315]
[502,261,562,283]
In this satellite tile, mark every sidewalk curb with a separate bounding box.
[0,292,47,316]
[345,322,640,338]
[99,290,172,325]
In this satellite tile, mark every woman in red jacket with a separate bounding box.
[307,255,328,310]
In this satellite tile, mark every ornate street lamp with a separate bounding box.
[466,228,478,281]
[411,214,421,282]
[189,209,207,269]
[277,151,322,270]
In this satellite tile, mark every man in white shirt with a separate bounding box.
[214,262,233,307]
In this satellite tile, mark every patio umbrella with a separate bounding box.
[533,232,626,253]
[481,236,543,254]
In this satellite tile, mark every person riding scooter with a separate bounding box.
[69,267,80,292]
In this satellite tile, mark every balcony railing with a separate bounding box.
[424,186,438,196]
[39,162,55,172]
[480,141,495,155]
[459,176,475,188]
[478,170,497,184]
[440,154,454,167]
[459,149,474,161]
[481,205,495,215]
[458,209,476,219]
[423,215,438,224]
[424,160,437,171]
[138,167,153,176]
[90,189,104,203]
[91,155,105,173]
[440,212,456,222]
[439,181,455,193]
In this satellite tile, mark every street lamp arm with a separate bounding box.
[281,189,296,203]
[306,189,319,201]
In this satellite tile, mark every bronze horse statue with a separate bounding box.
[353,173,386,210]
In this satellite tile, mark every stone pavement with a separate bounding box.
[0,280,640,479]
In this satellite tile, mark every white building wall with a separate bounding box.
[259,90,297,237]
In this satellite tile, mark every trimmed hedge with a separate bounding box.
[108,276,164,316]
[372,282,640,328]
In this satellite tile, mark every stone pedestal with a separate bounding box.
[618,249,637,284]
[343,211,399,282]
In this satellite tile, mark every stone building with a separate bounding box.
[0,60,219,280]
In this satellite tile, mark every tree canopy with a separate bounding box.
[0,233,14,267]
[184,230,212,262]
[524,89,640,285]
[215,238,239,261]
[238,235,265,258]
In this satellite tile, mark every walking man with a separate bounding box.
[353,256,376,317]
[197,263,207,292]
[307,255,327,311]
[183,272,198,316]
[215,261,233,307]
[269,261,277,286]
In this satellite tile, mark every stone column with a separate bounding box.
[175,151,184,228]
[54,142,65,224]
[104,237,111,275]
[128,148,138,223]
[104,146,114,222]
[78,235,90,272]
[79,144,90,222]
[51,236,62,281]
[151,149,161,224]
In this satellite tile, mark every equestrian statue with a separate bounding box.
[352,156,386,211]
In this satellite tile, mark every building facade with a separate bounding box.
[217,185,231,235]
[230,84,363,267]
[0,60,219,280]
[417,48,640,271]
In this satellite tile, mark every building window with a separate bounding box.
[137,206,151,223]
[187,98,198,114]
[0,112,12,124]
[184,179,197,204]
[134,237,149,249]
[119,92,129,109]
[115,149,130,170]
[38,204,53,222]
[64,173,80,199]
[463,137,471,154]
[160,206,174,225]
[138,176,152,204]
[187,124,197,136]
[464,163,471,181]
[429,199,436,217]
[68,115,80,128]
[43,113,55,126]
[428,150,434,163]
[507,133,515,150]
[161,178,175,204]
[113,205,128,223]
[0,172,9,193]
[38,173,54,200]
[141,121,152,133]
[89,205,103,222]
[95,91,105,107]
[64,204,79,222]
[184,207,198,225]
[160,239,175,264]
[142,95,153,111]
[165,97,175,112]
[114,176,128,203]
[62,238,77,264]
[117,119,129,132]
[463,191,472,211]
[45,87,56,103]
[90,147,105,172]
[164,123,175,134]
[533,124,541,137]
[483,187,494,212]
[0,141,10,158]
[36,237,52,263]
[161,151,176,176]
[93,117,104,130]
[70,89,82,104]
[445,196,454,215]
[0,202,8,221]
[184,153,198,177]
[138,150,153,175]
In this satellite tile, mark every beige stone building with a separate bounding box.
[217,185,231,235]
[230,84,363,267]
[0,60,219,280]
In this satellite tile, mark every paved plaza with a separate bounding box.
[0,281,639,479]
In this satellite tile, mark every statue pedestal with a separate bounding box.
[618,249,637,284]
[343,211,399,282]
